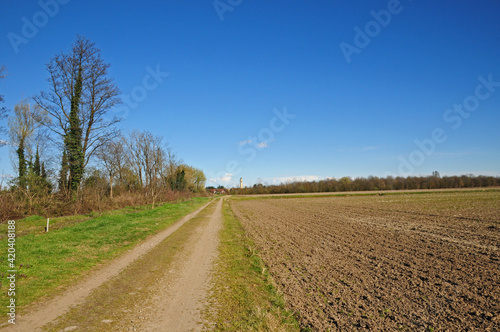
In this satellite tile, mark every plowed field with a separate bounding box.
[230,191,500,331]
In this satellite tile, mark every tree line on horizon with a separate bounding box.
[0,36,206,221]
[232,173,500,195]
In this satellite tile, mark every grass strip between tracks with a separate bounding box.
[204,199,300,331]
[0,197,210,317]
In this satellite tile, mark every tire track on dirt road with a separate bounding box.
[4,199,217,332]
[138,197,223,331]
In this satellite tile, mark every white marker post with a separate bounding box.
[46,218,49,232]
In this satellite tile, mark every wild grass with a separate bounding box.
[204,199,299,331]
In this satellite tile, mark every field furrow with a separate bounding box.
[231,191,500,331]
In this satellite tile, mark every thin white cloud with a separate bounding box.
[209,173,233,185]
[256,141,268,148]
[221,173,233,183]
[434,151,483,157]
[238,139,252,146]
[361,145,382,151]
[338,146,383,152]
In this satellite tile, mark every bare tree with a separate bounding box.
[8,101,49,157]
[8,100,45,184]
[33,36,121,169]
[0,66,7,80]
[0,66,8,145]
[96,137,127,198]
[127,131,166,188]
[125,130,178,207]
[8,100,53,210]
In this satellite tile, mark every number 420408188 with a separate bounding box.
[7,220,16,268]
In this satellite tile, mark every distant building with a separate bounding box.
[240,177,243,189]
[208,188,227,195]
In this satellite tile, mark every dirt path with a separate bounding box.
[6,198,222,331]
[139,197,223,331]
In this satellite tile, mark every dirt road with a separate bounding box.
[7,198,223,331]
[138,198,223,331]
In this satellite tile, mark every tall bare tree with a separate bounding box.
[125,131,179,206]
[34,36,121,189]
[126,130,167,189]
[0,66,8,146]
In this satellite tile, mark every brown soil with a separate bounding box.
[230,191,500,331]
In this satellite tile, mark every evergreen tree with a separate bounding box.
[65,65,84,191]
[58,150,69,192]
[41,162,47,179]
[175,169,186,191]
[16,137,27,189]
[33,147,41,177]
[40,162,53,193]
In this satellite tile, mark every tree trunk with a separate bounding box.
[109,171,114,199]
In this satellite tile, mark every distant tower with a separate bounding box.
[240,178,243,189]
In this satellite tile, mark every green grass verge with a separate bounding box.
[204,199,300,331]
[0,200,202,239]
[0,197,210,316]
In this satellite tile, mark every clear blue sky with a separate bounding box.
[1,0,499,188]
